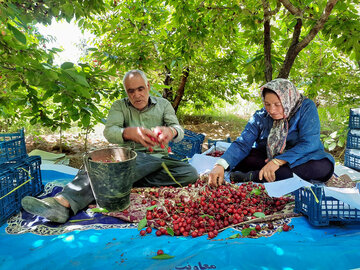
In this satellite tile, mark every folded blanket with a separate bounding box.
[6,182,136,236]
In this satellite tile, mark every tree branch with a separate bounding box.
[277,0,339,78]
[278,0,302,16]
[269,1,281,16]
[172,67,189,112]
[296,0,339,53]
[0,65,16,71]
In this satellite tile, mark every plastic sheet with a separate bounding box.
[1,167,360,270]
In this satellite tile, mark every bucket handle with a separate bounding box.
[83,153,91,172]
[129,141,136,151]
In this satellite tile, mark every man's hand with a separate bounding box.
[153,126,176,145]
[208,164,225,187]
[259,159,286,182]
[122,127,157,147]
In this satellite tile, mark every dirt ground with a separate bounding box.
[25,118,244,169]
[25,116,343,169]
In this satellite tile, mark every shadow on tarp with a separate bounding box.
[1,169,360,270]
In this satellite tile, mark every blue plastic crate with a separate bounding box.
[169,129,205,160]
[294,185,360,226]
[0,129,28,164]
[344,148,360,171]
[0,170,18,226]
[0,155,43,225]
[349,108,360,129]
[208,137,231,149]
[347,129,360,149]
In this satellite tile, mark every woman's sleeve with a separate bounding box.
[275,100,322,165]
[221,111,262,170]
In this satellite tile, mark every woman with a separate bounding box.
[208,78,334,187]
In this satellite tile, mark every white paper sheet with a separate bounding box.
[324,186,360,210]
[263,174,314,197]
[189,154,219,174]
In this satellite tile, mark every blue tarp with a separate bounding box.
[1,169,360,270]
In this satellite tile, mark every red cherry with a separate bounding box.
[282,224,290,232]
[140,230,146,236]
[157,249,164,255]
[146,227,152,234]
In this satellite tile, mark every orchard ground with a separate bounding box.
[25,115,343,169]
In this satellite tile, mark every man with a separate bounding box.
[21,70,198,223]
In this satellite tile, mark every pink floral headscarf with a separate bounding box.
[260,78,305,160]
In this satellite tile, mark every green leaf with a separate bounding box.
[30,117,37,125]
[11,82,20,91]
[61,62,74,69]
[330,131,337,139]
[91,207,109,213]
[7,23,26,44]
[253,212,266,218]
[338,137,345,147]
[250,188,261,195]
[241,228,254,236]
[47,71,59,81]
[69,218,95,223]
[138,217,147,230]
[146,205,157,211]
[200,214,214,219]
[81,113,90,127]
[76,86,91,99]
[228,233,240,239]
[328,142,337,151]
[63,69,90,88]
[151,254,175,260]
[167,227,174,236]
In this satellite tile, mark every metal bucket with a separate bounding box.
[83,147,137,211]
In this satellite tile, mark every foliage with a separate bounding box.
[82,0,359,112]
[0,0,359,146]
[318,105,351,160]
[0,0,115,138]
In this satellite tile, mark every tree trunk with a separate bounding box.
[263,7,272,82]
[172,67,189,112]
[278,18,302,78]
[162,65,173,101]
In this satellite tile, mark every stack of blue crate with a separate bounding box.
[169,129,205,161]
[344,108,360,172]
[0,129,43,225]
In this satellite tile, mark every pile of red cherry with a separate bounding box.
[138,177,293,239]
[206,150,225,157]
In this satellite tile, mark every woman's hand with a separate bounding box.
[208,164,225,187]
[259,159,286,182]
